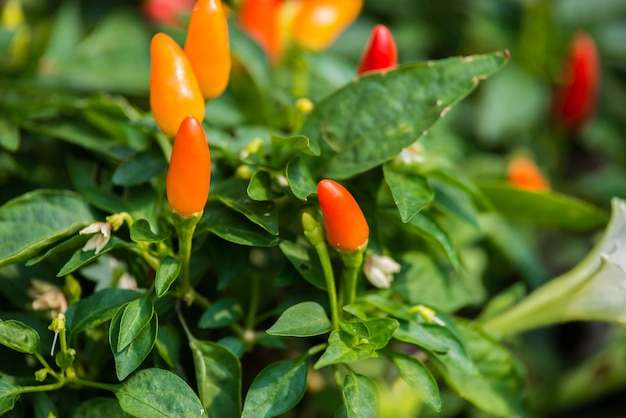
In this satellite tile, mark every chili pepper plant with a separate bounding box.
[1,0,626,417]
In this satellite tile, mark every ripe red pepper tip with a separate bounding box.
[357,24,398,75]
[317,179,369,251]
[507,156,550,192]
[166,116,211,216]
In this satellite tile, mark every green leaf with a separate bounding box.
[314,330,377,369]
[436,322,527,418]
[154,325,180,369]
[359,292,412,320]
[267,301,331,337]
[198,298,243,329]
[393,321,449,354]
[130,219,170,243]
[117,295,154,352]
[109,306,158,380]
[477,180,608,231]
[386,351,441,412]
[114,368,204,417]
[278,240,326,289]
[242,355,309,418]
[427,325,478,376]
[155,256,181,297]
[190,338,242,418]
[57,237,136,277]
[362,318,399,349]
[0,375,22,415]
[73,397,133,418]
[66,288,142,336]
[0,118,19,152]
[286,158,317,201]
[342,373,379,418]
[198,203,279,247]
[270,133,321,157]
[0,319,41,355]
[406,214,460,269]
[299,51,510,179]
[248,171,283,201]
[212,178,278,235]
[0,189,94,267]
[383,162,434,222]
[112,153,167,186]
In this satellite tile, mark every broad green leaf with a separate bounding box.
[436,322,527,418]
[0,118,19,152]
[427,325,478,376]
[342,373,378,418]
[198,298,243,329]
[286,158,317,201]
[0,319,41,355]
[0,375,22,415]
[363,318,399,349]
[248,171,283,201]
[154,325,180,369]
[393,321,449,354]
[114,368,204,417]
[73,397,133,418]
[109,307,157,380]
[212,178,278,235]
[406,214,460,269]
[359,292,412,320]
[66,288,142,336]
[432,182,479,228]
[386,351,441,412]
[299,51,510,179]
[198,203,279,247]
[278,240,326,289]
[57,237,136,277]
[270,134,321,159]
[112,153,167,186]
[190,338,242,418]
[130,219,170,243]
[242,355,309,418]
[155,256,181,297]
[314,330,377,369]
[383,162,434,223]
[0,189,94,267]
[267,302,331,337]
[25,234,85,266]
[477,180,608,231]
[117,295,154,352]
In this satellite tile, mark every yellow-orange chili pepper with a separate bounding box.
[237,0,283,61]
[150,32,205,136]
[184,0,231,100]
[166,116,211,215]
[317,179,369,251]
[507,156,550,192]
[291,0,362,51]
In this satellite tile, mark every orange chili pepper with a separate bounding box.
[291,0,362,51]
[237,0,284,61]
[553,31,600,131]
[166,116,211,215]
[357,24,398,75]
[507,156,550,192]
[150,32,205,136]
[317,179,369,251]
[184,0,231,100]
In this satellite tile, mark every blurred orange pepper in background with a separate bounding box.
[317,179,369,251]
[507,156,550,192]
[166,116,212,216]
[553,31,600,131]
[150,32,205,136]
[184,0,231,100]
[238,0,284,61]
[357,24,398,75]
[290,0,362,51]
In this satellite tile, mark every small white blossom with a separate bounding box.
[27,279,68,316]
[396,142,426,165]
[363,253,401,289]
[79,221,112,254]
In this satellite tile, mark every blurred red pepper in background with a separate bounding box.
[357,24,398,75]
[553,31,600,131]
[142,0,195,27]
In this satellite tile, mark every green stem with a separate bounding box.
[155,131,173,163]
[338,246,366,308]
[171,211,202,304]
[245,275,261,330]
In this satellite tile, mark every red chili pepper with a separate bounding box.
[507,156,550,192]
[291,0,362,51]
[184,0,231,100]
[317,179,369,251]
[166,116,211,216]
[150,32,205,136]
[357,24,398,75]
[142,0,195,28]
[237,0,283,61]
[553,31,600,131]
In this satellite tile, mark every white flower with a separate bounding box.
[363,253,401,289]
[79,221,112,254]
[27,279,68,316]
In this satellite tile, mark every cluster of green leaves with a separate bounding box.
[0,1,619,418]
